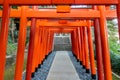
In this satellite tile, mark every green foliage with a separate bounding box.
[110,51,120,75]
[107,20,120,55]
[113,74,120,80]
[4,58,27,80]
[4,64,15,80]
[12,6,18,9]
[7,41,17,55]
[109,40,120,55]
[107,20,120,76]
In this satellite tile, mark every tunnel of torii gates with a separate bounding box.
[1,0,120,80]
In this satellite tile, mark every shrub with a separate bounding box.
[110,51,120,75]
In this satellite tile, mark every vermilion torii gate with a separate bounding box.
[0,0,120,80]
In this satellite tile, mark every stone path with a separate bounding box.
[46,51,80,80]
[23,51,93,80]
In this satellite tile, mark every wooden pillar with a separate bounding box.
[94,6,104,80]
[34,24,40,72]
[41,27,45,62]
[75,29,80,61]
[77,27,82,64]
[81,27,86,67]
[44,30,48,58]
[98,5,112,80]
[49,31,52,52]
[94,19,104,80]
[42,27,46,60]
[74,30,78,58]
[25,6,37,80]
[72,31,76,56]
[47,29,51,54]
[117,2,120,40]
[14,6,27,80]
[46,29,51,55]
[71,32,74,53]
[83,27,90,73]
[72,31,75,55]
[0,0,10,80]
[50,32,54,51]
[38,27,42,68]
[87,20,96,79]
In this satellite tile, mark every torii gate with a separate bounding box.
[0,0,120,80]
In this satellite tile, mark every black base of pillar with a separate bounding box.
[38,64,41,68]
[91,74,96,79]
[80,61,82,65]
[77,59,79,62]
[35,67,38,72]
[49,51,52,54]
[31,72,35,78]
[73,54,75,57]
[41,60,44,65]
[83,65,86,69]
[86,69,90,73]
[75,56,77,59]
[45,55,48,59]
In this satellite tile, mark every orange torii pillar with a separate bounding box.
[40,27,47,64]
[47,30,54,53]
[94,6,104,80]
[37,27,41,69]
[46,29,52,55]
[73,30,79,58]
[0,0,10,80]
[25,6,38,80]
[38,27,43,68]
[98,5,112,80]
[76,28,82,63]
[87,20,96,79]
[83,26,90,73]
[45,29,49,59]
[40,27,44,64]
[71,31,75,56]
[32,23,40,73]
[117,1,120,40]
[71,32,74,53]
[94,18,104,80]
[43,27,48,60]
[49,32,54,52]
[49,32,52,52]
[50,31,54,53]
[14,6,27,80]
[80,27,86,68]
[71,31,76,56]
[75,29,80,61]
[44,29,49,56]
[77,27,82,64]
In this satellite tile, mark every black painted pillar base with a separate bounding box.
[83,65,86,69]
[31,72,35,78]
[38,64,41,68]
[80,61,82,65]
[91,74,96,79]
[86,69,90,73]
[77,59,79,62]
[45,55,48,59]
[41,60,44,65]
[35,67,38,72]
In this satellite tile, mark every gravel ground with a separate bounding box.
[68,51,95,80]
[22,51,56,80]
[23,51,96,80]
[32,52,56,80]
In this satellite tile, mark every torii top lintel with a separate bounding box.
[0,0,118,5]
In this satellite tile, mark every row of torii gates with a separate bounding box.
[0,0,120,80]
